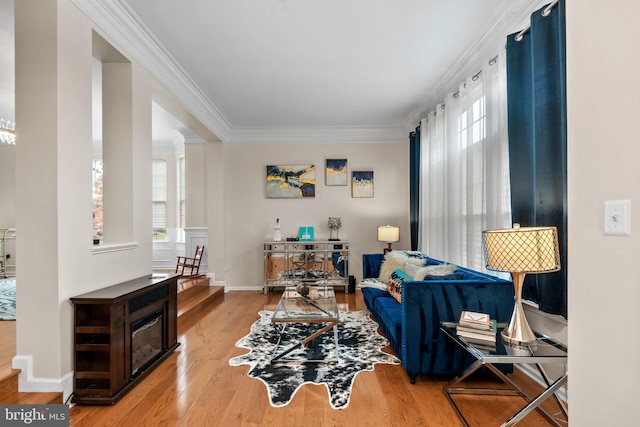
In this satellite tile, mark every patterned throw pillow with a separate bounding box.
[387,269,413,303]
[378,251,426,283]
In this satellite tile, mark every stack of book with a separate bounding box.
[456,310,497,351]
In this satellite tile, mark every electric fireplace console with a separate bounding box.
[70,273,180,404]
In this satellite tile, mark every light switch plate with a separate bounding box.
[604,199,631,236]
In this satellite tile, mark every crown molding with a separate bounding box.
[227,126,406,144]
[73,0,542,144]
[402,0,549,134]
[177,127,207,145]
[151,140,181,155]
[72,0,404,144]
[72,0,232,142]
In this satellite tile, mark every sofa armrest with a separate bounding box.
[401,279,514,376]
[362,253,385,279]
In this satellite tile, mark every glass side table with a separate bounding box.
[440,322,568,427]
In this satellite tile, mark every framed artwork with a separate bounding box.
[266,165,316,198]
[325,159,348,186]
[352,170,374,198]
[299,226,315,242]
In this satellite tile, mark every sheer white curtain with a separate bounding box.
[419,49,511,271]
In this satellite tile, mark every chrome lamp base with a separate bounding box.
[502,272,537,345]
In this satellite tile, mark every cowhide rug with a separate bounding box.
[229,309,399,409]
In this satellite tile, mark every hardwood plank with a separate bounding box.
[0,320,15,369]
[64,289,565,426]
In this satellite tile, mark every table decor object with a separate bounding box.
[482,224,560,345]
[328,217,342,241]
[299,226,314,242]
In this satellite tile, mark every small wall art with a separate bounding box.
[325,159,348,186]
[266,165,316,198]
[352,170,374,198]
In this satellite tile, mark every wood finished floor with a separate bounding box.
[4,291,567,426]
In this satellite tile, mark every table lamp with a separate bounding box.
[377,225,400,253]
[482,224,560,345]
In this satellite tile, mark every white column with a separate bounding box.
[14,0,153,399]
[179,128,208,274]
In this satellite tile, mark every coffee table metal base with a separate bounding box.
[271,319,340,363]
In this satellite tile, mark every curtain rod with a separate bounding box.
[514,0,559,42]
[450,54,500,98]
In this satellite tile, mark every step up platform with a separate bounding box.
[177,275,224,331]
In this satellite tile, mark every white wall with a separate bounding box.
[567,0,640,425]
[0,146,15,227]
[222,142,409,290]
[0,0,15,230]
[0,0,14,131]
[14,0,153,388]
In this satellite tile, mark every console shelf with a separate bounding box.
[70,274,179,405]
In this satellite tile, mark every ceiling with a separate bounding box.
[129,0,508,130]
[5,0,548,144]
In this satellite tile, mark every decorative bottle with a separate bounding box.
[274,218,282,242]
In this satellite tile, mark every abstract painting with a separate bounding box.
[351,171,374,198]
[266,165,316,198]
[325,159,347,186]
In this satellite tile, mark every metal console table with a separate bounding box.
[441,322,568,427]
[263,240,349,294]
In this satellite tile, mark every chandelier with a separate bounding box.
[0,119,16,145]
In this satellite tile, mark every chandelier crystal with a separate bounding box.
[0,119,16,145]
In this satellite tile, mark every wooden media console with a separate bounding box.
[70,274,180,404]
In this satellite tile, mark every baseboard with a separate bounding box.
[516,364,568,403]
[210,279,226,291]
[226,285,264,292]
[12,355,74,403]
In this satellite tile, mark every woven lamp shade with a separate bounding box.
[483,225,560,273]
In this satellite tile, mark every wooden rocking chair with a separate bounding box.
[176,245,205,278]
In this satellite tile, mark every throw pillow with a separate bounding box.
[387,268,413,303]
[408,263,457,281]
[402,262,421,277]
[378,251,426,283]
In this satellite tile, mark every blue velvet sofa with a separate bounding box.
[361,253,514,383]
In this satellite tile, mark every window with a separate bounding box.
[92,159,103,243]
[92,57,103,245]
[91,32,135,249]
[178,155,185,241]
[152,159,167,240]
[460,95,486,147]
[420,52,511,272]
[459,94,487,268]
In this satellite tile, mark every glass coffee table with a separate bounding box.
[441,322,568,427]
[271,286,340,363]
